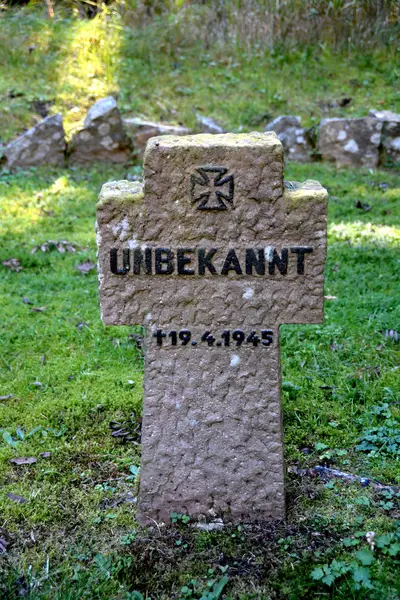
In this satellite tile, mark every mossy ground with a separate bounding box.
[0,5,400,599]
[0,162,399,599]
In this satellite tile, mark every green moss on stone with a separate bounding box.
[284,179,328,206]
[97,180,144,209]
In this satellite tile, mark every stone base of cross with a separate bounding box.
[96,133,328,523]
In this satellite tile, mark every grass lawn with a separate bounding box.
[0,161,399,599]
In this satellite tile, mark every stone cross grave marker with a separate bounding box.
[96,132,328,524]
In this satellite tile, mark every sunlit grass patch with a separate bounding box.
[329,221,400,247]
[0,9,122,141]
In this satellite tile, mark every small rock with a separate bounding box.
[196,114,226,134]
[265,116,313,163]
[369,108,400,165]
[4,114,66,170]
[68,97,132,165]
[318,117,382,168]
[194,519,224,532]
[123,117,190,159]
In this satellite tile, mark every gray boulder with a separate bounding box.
[265,116,312,163]
[196,114,226,134]
[4,114,66,170]
[369,109,400,165]
[69,97,131,165]
[123,118,190,158]
[319,117,382,168]
[369,109,400,122]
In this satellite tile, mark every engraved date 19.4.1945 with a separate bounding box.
[153,329,273,348]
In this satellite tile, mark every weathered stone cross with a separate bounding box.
[96,133,328,524]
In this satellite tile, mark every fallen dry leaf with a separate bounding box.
[128,333,144,349]
[384,329,399,342]
[31,240,79,254]
[377,182,390,192]
[109,410,142,444]
[324,295,337,300]
[76,261,96,274]
[339,97,352,107]
[355,200,371,211]
[30,306,47,313]
[2,258,23,272]
[7,493,27,504]
[9,457,37,465]
[39,208,55,217]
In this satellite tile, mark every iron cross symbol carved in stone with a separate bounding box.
[190,166,234,210]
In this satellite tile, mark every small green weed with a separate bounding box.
[171,512,191,525]
[356,401,400,456]
[179,568,229,600]
[126,464,140,483]
[312,524,400,593]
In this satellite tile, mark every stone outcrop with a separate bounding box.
[4,100,399,170]
[4,114,66,170]
[68,97,132,165]
[196,114,226,134]
[369,109,400,165]
[319,117,382,168]
[265,115,313,163]
[123,118,190,158]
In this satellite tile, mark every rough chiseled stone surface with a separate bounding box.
[369,108,400,164]
[4,114,66,169]
[69,96,132,165]
[96,133,328,524]
[319,117,382,168]
[123,117,190,158]
[265,115,312,163]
